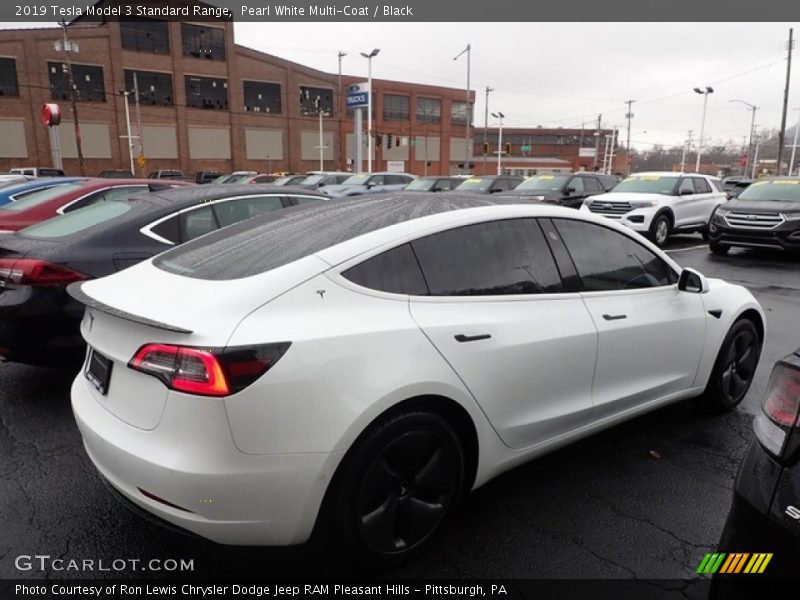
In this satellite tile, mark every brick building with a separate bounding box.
[0,4,619,177]
[0,9,476,176]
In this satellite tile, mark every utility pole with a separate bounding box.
[337,51,346,171]
[60,20,85,176]
[751,126,761,178]
[132,72,143,176]
[777,28,794,175]
[119,91,135,174]
[454,45,471,174]
[624,100,635,176]
[593,113,602,169]
[483,86,494,174]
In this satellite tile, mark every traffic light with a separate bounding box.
[483,142,489,155]
[387,134,393,149]
[505,142,512,155]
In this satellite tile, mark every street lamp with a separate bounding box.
[453,44,471,174]
[491,111,504,175]
[483,86,494,173]
[729,99,758,176]
[118,90,135,175]
[693,86,714,172]
[360,48,380,172]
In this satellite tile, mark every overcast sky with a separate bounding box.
[7,21,798,150]
[235,22,798,150]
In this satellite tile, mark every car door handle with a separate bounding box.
[454,334,492,343]
[602,314,627,321]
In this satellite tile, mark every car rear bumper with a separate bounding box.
[71,373,342,546]
[0,287,84,364]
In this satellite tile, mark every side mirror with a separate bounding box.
[679,188,694,196]
[678,268,708,294]
[566,186,576,194]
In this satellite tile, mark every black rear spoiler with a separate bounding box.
[67,282,193,334]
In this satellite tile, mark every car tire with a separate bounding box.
[649,213,671,248]
[702,319,761,412]
[710,243,730,256]
[322,410,464,566]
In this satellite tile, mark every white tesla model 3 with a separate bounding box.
[69,193,764,563]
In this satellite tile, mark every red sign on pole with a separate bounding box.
[41,103,61,127]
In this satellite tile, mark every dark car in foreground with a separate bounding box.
[708,177,800,255]
[713,348,800,584]
[495,172,619,208]
[0,185,326,365]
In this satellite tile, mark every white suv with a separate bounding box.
[580,172,726,247]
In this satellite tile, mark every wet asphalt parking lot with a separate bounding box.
[0,235,797,582]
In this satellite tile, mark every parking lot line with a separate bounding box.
[666,244,708,253]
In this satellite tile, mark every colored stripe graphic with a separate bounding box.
[697,552,773,574]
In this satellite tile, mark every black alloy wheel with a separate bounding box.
[324,411,464,564]
[704,319,761,412]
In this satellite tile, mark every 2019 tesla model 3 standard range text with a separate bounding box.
[70,193,765,564]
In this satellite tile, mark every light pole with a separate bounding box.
[119,90,135,174]
[454,44,471,174]
[694,86,714,172]
[491,112,504,175]
[483,86,494,173]
[360,48,380,172]
[337,51,346,171]
[789,107,800,176]
[729,99,758,176]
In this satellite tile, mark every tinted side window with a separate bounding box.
[213,196,284,228]
[583,177,602,193]
[342,243,428,295]
[678,178,694,195]
[693,177,712,194]
[367,175,385,186]
[180,205,219,241]
[553,219,676,291]
[412,219,563,296]
[567,177,585,192]
[149,215,180,244]
[435,179,454,191]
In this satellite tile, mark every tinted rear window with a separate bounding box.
[2,183,83,211]
[19,201,131,238]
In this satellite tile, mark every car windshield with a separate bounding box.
[224,174,253,183]
[516,175,569,191]
[405,179,437,191]
[19,201,131,238]
[0,183,83,212]
[455,178,492,191]
[301,174,325,185]
[341,174,370,185]
[738,180,800,202]
[611,175,678,195]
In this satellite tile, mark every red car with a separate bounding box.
[0,178,191,232]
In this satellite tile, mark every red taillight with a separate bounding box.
[763,364,800,428]
[0,258,87,287]
[128,342,290,397]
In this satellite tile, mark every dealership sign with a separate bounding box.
[346,82,370,109]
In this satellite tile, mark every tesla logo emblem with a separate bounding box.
[316,290,326,299]
[87,312,95,332]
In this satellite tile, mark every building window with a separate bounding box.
[243,80,281,113]
[181,24,225,60]
[124,70,173,106]
[48,62,105,102]
[299,86,333,115]
[185,75,228,110]
[120,18,170,54]
[0,57,19,97]
[383,94,409,121]
[416,97,441,124]
[451,100,472,126]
